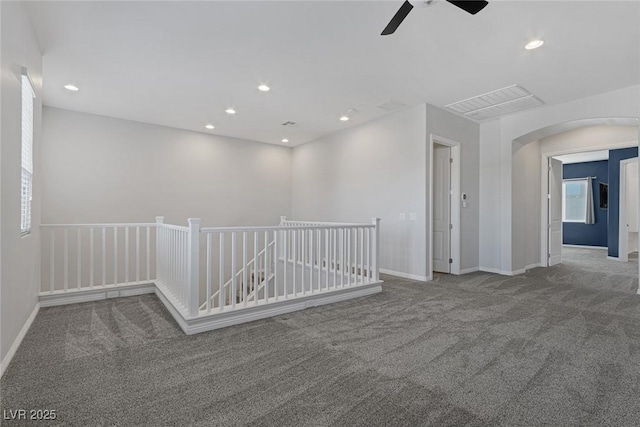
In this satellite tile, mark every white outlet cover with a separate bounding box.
[409,213,417,220]
[399,213,406,220]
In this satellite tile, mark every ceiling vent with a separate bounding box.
[376,100,407,111]
[445,85,544,121]
[281,121,297,127]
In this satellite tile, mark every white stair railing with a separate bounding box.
[41,222,157,294]
[41,216,381,320]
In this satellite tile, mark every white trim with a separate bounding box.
[428,134,462,278]
[155,282,383,335]
[562,244,607,250]
[39,282,156,307]
[379,268,428,281]
[540,140,640,269]
[1,303,40,378]
[459,267,479,274]
[607,256,623,261]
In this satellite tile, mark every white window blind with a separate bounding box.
[21,71,35,235]
[562,179,588,223]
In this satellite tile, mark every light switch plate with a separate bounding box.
[399,213,406,220]
[409,212,417,220]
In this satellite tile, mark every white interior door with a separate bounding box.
[548,157,563,266]
[433,145,451,273]
[620,159,638,261]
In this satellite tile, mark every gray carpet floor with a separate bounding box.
[2,247,640,426]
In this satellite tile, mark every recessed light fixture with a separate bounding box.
[225,108,236,115]
[525,40,544,50]
[64,84,79,91]
[258,84,270,92]
[205,124,215,130]
[339,115,350,122]
[281,138,289,143]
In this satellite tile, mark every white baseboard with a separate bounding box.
[607,256,622,261]
[379,268,428,282]
[1,302,40,378]
[478,266,531,276]
[155,282,383,335]
[525,263,542,271]
[563,244,607,250]
[459,267,479,274]
[39,282,156,307]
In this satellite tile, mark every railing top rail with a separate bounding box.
[281,220,367,226]
[158,223,189,232]
[41,223,157,228]
[201,224,374,233]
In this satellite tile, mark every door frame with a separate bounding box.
[619,157,638,262]
[428,134,461,280]
[540,141,637,267]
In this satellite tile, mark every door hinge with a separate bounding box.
[450,158,453,164]
[548,253,551,258]
[449,258,453,264]
[449,224,453,230]
[547,194,551,199]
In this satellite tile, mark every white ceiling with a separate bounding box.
[24,1,640,146]
[554,150,609,164]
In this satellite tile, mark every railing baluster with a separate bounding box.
[301,229,307,295]
[124,226,129,285]
[242,232,247,306]
[77,228,81,289]
[146,226,151,281]
[89,228,94,288]
[273,230,279,300]
[366,227,371,282]
[50,229,55,293]
[283,229,288,299]
[114,227,118,285]
[136,226,140,283]
[102,227,106,286]
[333,229,337,289]
[347,228,352,287]
[293,229,297,297]
[253,231,258,305]
[231,231,236,309]
[325,229,329,290]
[310,227,314,293]
[63,229,68,291]
[206,233,212,313]
[264,230,270,303]
[219,232,225,311]
[317,229,322,291]
[359,228,364,284]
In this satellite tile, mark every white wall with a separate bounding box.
[479,85,640,273]
[1,1,43,373]
[426,104,480,272]
[292,103,479,279]
[41,107,292,227]
[292,104,428,279]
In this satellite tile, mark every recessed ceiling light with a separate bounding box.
[225,108,236,115]
[205,124,215,130]
[339,115,350,122]
[64,84,79,91]
[281,138,289,143]
[258,84,270,92]
[525,40,544,50]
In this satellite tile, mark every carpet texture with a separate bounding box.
[2,248,640,426]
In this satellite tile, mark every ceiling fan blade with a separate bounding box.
[446,0,488,15]
[381,0,414,35]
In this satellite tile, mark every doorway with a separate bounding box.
[433,143,451,273]
[619,157,639,262]
[428,134,461,279]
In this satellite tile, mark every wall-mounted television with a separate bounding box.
[599,182,608,209]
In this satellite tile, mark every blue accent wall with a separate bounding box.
[563,160,609,247]
[608,147,638,257]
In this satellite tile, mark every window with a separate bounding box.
[562,179,588,222]
[21,69,35,235]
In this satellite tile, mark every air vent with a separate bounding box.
[376,100,407,111]
[281,121,297,127]
[445,85,544,120]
